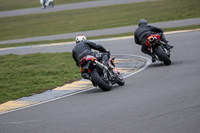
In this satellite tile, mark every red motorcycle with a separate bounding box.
[146,34,172,65]
[79,54,125,91]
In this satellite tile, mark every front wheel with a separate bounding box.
[117,72,125,86]
[49,2,54,8]
[91,69,112,91]
[155,45,171,65]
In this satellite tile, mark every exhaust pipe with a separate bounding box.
[93,60,108,71]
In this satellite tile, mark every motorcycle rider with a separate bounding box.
[40,0,46,8]
[72,35,111,79]
[134,19,173,62]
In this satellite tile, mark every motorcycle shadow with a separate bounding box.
[148,60,185,67]
[84,85,121,94]
[149,62,172,67]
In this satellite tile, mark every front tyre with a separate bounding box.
[155,45,171,65]
[117,72,125,86]
[49,2,54,8]
[91,69,112,91]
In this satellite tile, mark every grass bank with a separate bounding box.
[0,0,199,41]
[0,25,199,49]
[0,0,95,11]
[0,52,80,104]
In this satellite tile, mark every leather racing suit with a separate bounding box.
[72,40,109,79]
[134,24,167,56]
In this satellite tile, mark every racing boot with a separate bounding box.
[164,41,174,50]
[151,54,156,63]
[81,72,90,79]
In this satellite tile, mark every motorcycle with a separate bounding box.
[146,34,172,65]
[79,54,125,91]
[40,0,54,9]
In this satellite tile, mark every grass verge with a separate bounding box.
[0,25,200,49]
[0,0,199,41]
[0,0,96,11]
[0,52,80,104]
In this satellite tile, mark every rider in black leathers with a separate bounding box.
[134,19,173,62]
[72,35,110,79]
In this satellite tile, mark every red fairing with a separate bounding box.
[85,56,97,61]
[145,34,161,46]
[79,55,97,66]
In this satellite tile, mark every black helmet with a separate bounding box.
[138,19,147,26]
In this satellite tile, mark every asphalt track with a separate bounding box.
[0,30,200,133]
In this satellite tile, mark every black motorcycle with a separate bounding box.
[79,54,125,91]
[147,35,172,65]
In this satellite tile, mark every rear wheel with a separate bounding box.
[155,45,171,65]
[91,69,112,91]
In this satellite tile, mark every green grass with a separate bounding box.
[0,52,80,104]
[0,0,199,41]
[0,25,200,49]
[162,25,200,32]
[0,0,96,11]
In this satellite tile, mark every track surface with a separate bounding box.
[0,30,200,133]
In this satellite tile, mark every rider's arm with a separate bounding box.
[86,41,107,52]
[134,31,141,45]
[72,52,79,67]
[150,26,163,33]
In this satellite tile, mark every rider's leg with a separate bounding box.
[93,52,112,70]
[102,54,114,71]
[81,70,90,79]
[43,0,46,8]
[160,33,174,49]
[160,33,167,43]
[141,43,151,56]
[102,54,109,66]
[141,44,156,62]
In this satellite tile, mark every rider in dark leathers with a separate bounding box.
[134,19,173,62]
[72,35,110,79]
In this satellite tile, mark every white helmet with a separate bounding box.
[75,35,87,43]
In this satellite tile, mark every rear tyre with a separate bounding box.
[91,69,112,91]
[155,45,171,65]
